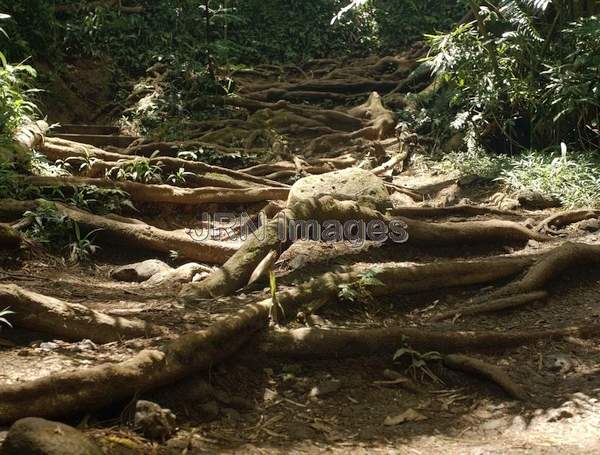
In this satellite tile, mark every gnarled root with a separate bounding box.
[443,354,527,400]
[179,195,547,300]
[0,199,237,264]
[21,176,289,205]
[0,298,275,424]
[430,291,548,322]
[0,284,161,343]
[536,209,600,234]
[473,242,600,304]
[254,323,600,359]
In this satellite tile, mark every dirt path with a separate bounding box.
[2,47,600,454]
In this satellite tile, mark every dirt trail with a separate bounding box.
[2,47,600,453]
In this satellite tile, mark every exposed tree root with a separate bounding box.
[0,298,275,424]
[443,354,527,400]
[387,205,522,219]
[253,323,600,359]
[180,195,547,300]
[0,199,237,264]
[40,137,288,189]
[20,176,289,205]
[429,291,549,322]
[536,209,600,234]
[308,92,396,154]
[473,242,600,303]
[0,284,161,343]
[1,241,596,423]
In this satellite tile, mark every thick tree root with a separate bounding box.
[0,199,237,264]
[253,323,600,359]
[430,291,549,322]
[39,137,288,189]
[0,284,161,343]
[0,298,274,424]
[20,176,289,205]
[180,195,547,300]
[388,205,522,219]
[536,209,600,234]
[473,242,600,303]
[443,354,527,400]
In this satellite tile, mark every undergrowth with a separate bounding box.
[433,146,600,208]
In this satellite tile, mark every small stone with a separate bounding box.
[134,400,177,442]
[144,263,209,286]
[111,259,172,282]
[38,342,59,351]
[515,190,561,210]
[545,353,574,374]
[2,417,102,455]
[509,415,528,432]
[309,379,341,399]
[577,219,600,232]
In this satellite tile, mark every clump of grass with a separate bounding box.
[499,149,600,209]
[434,147,509,180]
[431,146,600,208]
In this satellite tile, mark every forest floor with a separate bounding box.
[2,47,600,454]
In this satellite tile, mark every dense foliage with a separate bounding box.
[427,0,600,153]
[0,12,38,146]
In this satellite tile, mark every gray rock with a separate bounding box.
[144,263,210,286]
[544,353,574,374]
[288,168,391,211]
[134,400,177,442]
[111,259,172,282]
[2,417,102,455]
[515,190,561,210]
[577,218,600,232]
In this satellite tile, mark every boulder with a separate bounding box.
[287,168,391,211]
[1,417,102,455]
[110,259,172,282]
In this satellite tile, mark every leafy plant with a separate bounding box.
[393,347,443,383]
[167,167,193,185]
[338,268,384,302]
[68,223,101,263]
[106,154,164,184]
[23,202,101,263]
[425,2,600,153]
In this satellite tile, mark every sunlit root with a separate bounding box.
[0,199,237,264]
[179,194,547,300]
[536,209,600,234]
[39,137,288,189]
[254,323,600,359]
[430,291,548,322]
[21,176,289,205]
[0,284,161,343]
